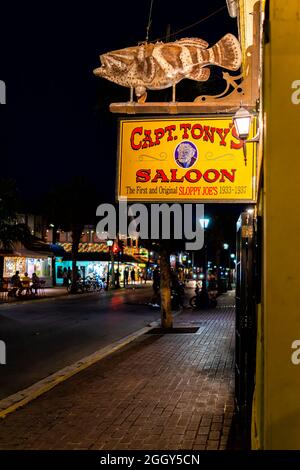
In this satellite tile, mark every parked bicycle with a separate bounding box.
[67,274,105,293]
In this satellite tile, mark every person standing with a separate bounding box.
[67,267,72,285]
[62,268,68,287]
[124,268,129,287]
[130,268,136,285]
[152,266,160,295]
[115,269,120,288]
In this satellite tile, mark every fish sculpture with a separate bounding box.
[93,33,242,103]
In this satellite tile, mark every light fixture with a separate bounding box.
[199,218,210,229]
[247,207,255,214]
[223,243,229,250]
[106,240,113,247]
[233,106,259,166]
[230,253,235,259]
[233,107,251,140]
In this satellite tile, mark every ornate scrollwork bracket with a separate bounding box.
[193,41,258,110]
[194,70,245,104]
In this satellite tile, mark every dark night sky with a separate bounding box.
[0,0,247,245]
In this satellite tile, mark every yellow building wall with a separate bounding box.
[252,185,264,449]
[263,0,300,449]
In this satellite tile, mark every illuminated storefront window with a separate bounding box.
[3,256,52,281]
[55,260,146,284]
[56,261,109,284]
[3,257,26,277]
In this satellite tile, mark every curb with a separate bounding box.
[0,318,161,420]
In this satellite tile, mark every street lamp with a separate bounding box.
[200,218,210,229]
[233,107,252,140]
[114,238,122,289]
[199,217,211,308]
[223,243,231,290]
[233,107,259,166]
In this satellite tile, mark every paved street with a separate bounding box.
[0,285,162,399]
[0,294,235,450]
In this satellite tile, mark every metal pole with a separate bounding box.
[110,247,115,288]
[228,250,232,290]
[200,228,209,308]
[106,262,110,290]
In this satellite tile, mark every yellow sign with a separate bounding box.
[117,117,256,202]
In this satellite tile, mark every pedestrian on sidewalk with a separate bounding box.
[115,269,120,288]
[124,268,129,287]
[130,268,136,285]
[152,266,160,295]
[67,267,72,285]
[62,268,68,287]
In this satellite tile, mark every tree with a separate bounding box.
[159,240,173,329]
[44,177,99,293]
[140,237,185,329]
[0,178,31,253]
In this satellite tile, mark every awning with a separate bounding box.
[49,243,67,256]
[2,248,52,258]
[61,252,145,264]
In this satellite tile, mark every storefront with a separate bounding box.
[55,259,109,285]
[56,242,149,286]
[3,254,53,286]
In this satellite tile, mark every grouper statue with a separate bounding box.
[93,33,242,103]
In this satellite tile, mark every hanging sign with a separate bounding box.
[117,116,256,202]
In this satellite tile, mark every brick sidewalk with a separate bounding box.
[0,295,235,450]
